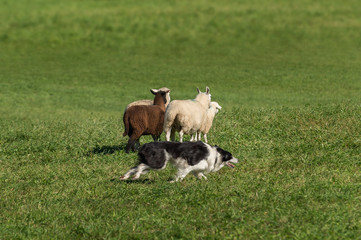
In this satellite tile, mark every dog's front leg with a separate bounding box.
[193,172,207,180]
[170,167,192,182]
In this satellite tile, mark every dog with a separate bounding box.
[120,141,238,182]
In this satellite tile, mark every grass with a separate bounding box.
[1,0,361,239]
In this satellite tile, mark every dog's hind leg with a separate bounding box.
[132,163,151,180]
[120,166,139,180]
[120,163,150,180]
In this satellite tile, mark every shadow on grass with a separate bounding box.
[87,145,126,156]
[110,178,155,184]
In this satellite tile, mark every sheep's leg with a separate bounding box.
[126,132,141,153]
[179,130,184,143]
[203,134,208,143]
[152,135,158,142]
[170,128,176,141]
[125,138,134,153]
[190,135,194,141]
[198,131,202,141]
[131,137,139,152]
[134,139,140,150]
[190,132,197,142]
[165,128,171,141]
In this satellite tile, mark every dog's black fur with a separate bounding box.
[138,141,209,168]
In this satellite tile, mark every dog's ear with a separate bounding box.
[206,86,210,94]
[215,146,225,155]
[222,151,233,162]
[216,147,233,162]
[197,87,200,93]
[150,89,157,95]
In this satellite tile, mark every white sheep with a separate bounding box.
[163,87,211,142]
[125,87,171,110]
[190,102,222,143]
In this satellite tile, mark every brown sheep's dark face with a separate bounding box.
[150,89,170,104]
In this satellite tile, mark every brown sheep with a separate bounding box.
[123,89,170,153]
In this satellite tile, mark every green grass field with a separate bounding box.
[1,0,361,239]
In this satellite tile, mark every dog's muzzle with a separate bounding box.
[226,157,238,168]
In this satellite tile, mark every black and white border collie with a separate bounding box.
[120,141,238,182]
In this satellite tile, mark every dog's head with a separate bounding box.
[213,146,239,172]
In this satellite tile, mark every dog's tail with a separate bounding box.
[123,111,130,137]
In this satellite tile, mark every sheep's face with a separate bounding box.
[150,89,170,105]
[151,87,171,106]
[210,102,222,113]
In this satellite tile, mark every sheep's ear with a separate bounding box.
[197,87,200,93]
[150,89,157,95]
[206,87,210,94]
[151,89,160,93]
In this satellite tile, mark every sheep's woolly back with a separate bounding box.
[127,100,153,109]
[163,91,211,135]
[200,102,221,134]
